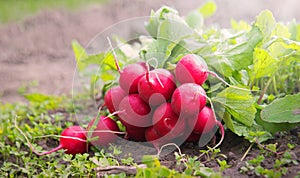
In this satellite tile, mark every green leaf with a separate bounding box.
[261,94,300,123]
[185,10,203,29]
[231,19,251,32]
[72,40,88,71]
[253,48,279,79]
[142,155,160,168]
[206,55,234,77]
[256,107,299,134]
[265,37,300,51]
[271,23,291,38]
[254,10,276,40]
[230,117,272,143]
[158,166,171,177]
[169,38,209,64]
[72,40,88,62]
[221,111,234,131]
[212,87,257,126]
[144,38,169,67]
[225,26,263,70]
[145,6,179,38]
[199,0,217,18]
[24,93,56,103]
[157,15,194,43]
[72,40,106,71]
[288,21,300,41]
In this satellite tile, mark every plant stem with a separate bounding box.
[107,37,121,73]
[272,76,278,95]
[207,71,255,92]
[255,139,284,157]
[257,77,272,104]
[241,142,253,161]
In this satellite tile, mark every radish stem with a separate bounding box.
[207,71,256,92]
[107,37,121,73]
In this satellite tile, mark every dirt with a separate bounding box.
[1,0,300,177]
[94,127,300,177]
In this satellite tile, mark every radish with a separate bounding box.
[171,83,207,117]
[138,69,176,106]
[118,94,152,127]
[87,116,120,147]
[175,54,208,85]
[145,126,164,149]
[186,132,201,142]
[188,106,224,148]
[123,123,147,141]
[104,86,126,113]
[37,126,87,156]
[119,63,147,94]
[175,54,253,92]
[145,126,161,141]
[107,37,147,94]
[152,103,185,139]
[188,106,218,134]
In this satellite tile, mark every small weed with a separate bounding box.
[200,146,227,161]
[217,159,231,171]
[240,149,298,178]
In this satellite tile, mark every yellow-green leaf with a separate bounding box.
[254,10,276,40]
[253,48,279,79]
[199,0,217,18]
[212,87,257,127]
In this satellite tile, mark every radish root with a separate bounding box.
[195,92,225,160]
[14,116,44,156]
[157,142,183,158]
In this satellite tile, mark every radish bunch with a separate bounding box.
[30,54,224,156]
[104,53,224,149]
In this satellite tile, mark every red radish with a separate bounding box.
[119,63,147,94]
[145,126,164,149]
[108,37,147,94]
[87,116,120,147]
[138,69,176,106]
[188,106,225,148]
[186,132,201,142]
[118,94,152,127]
[152,103,185,139]
[175,54,253,92]
[188,106,217,134]
[123,123,147,141]
[145,126,161,141]
[37,126,87,156]
[104,86,126,113]
[175,54,208,85]
[171,83,207,117]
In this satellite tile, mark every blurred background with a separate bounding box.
[0,0,299,103]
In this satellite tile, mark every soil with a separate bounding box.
[1,0,300,177]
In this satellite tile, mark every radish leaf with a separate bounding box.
[253,48,279,79]
[261,93,300,123]
[199,0,217,18]
[212,87,256,127]
[254,10,276,41]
